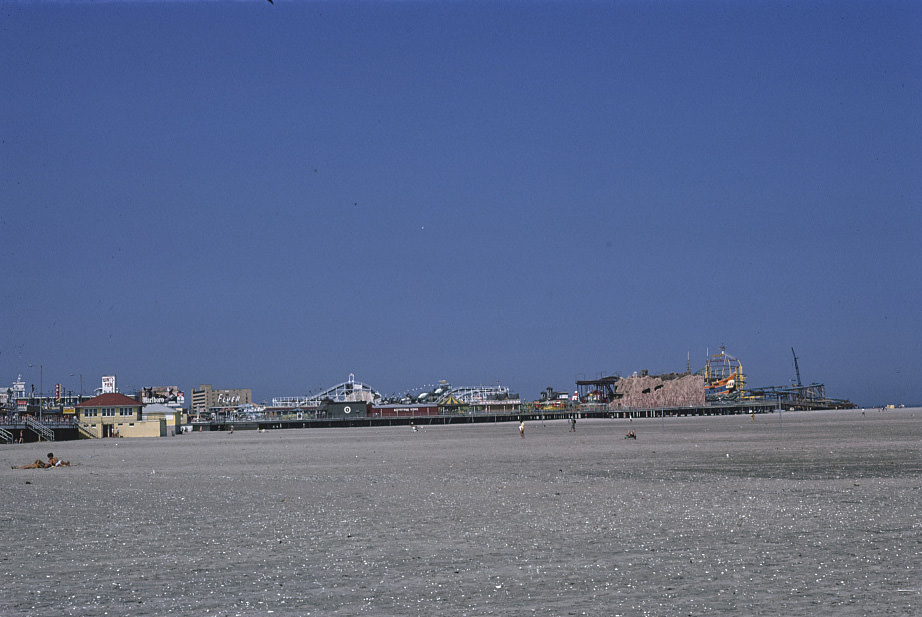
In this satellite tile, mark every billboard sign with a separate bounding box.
[141,386,185,406]
[101,375,116,394]
[215,392,241,406]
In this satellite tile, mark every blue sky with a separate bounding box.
[2,0,920,407]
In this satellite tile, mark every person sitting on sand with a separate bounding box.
[13,452,68,469]
[624,431,636,440]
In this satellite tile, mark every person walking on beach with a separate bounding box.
[519,421,525,439]
[569,417,576,432]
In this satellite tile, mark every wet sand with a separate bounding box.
[2,408,920,616]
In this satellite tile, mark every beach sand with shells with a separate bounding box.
[2,407,920,616]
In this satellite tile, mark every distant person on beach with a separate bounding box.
[519,421,525,439]
[12,452,69,469]
[569,417,576,432]
[625,431,636,440]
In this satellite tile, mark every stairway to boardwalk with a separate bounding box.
[24,418,54,442]
[76,424,97,439]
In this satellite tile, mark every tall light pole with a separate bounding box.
[70,373,83,401]
[777,394,783,434]
[28,363,43,421]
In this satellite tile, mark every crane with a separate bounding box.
[792,347,803,387]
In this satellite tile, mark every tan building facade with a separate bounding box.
[76,392,165,438]
[143,403,184,436]
[191,384,252,417]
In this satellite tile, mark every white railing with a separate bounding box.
[24,417,54,441]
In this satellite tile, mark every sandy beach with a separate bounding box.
[2,408,920,616]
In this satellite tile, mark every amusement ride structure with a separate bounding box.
[271,374,518,409]
[704,346,746,402]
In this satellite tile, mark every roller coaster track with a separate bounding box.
[440,384,515,404]
[303,374,381,405]
[273,376,517,408]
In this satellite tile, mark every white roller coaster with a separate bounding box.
[440,384,516,404]
[272,374,381,408]
[271,376,518,408]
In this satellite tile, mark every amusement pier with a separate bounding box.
[1,347,855,442]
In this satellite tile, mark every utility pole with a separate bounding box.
[29,363,43,421]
